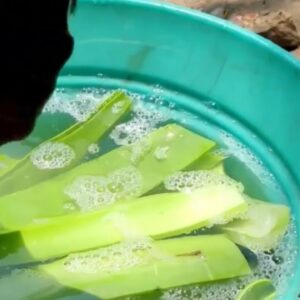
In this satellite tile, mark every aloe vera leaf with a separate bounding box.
[0,91,132,196]
[211,163,225,174]
[236,279,276,300]
[190,151,225,171]
[0,236,251,300]
[0,185,247,266]
[0,124,215,232]
[0,155,18,176]
[148,151,225,195]
[222,199,290,251]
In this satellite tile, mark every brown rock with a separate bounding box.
[231,10,300,50]
[165,1,300,50]
[163,0,229,17]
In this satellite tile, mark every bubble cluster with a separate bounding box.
[130,140,151,165]
[164,170,244,194]
[64,166,143,212]
[154,146,169,161]
[30,142,75,170]
[64,240,155,274]
[112,100,126,114]
[161,282,246,300]
[253,222,298,297]
[110,101,170,146]
[87,143,100,155]
[43,89,110,122]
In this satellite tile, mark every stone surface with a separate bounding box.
[164,0,300,52]
[231,10,300,50]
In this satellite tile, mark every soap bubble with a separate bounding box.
[64,166,143,212]
[30,142,75,170]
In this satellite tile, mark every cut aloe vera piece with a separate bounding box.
[0,91,132,196]
[0,236,251,299]
[0,124,215,232]
[190,151,225,171]
[222,200,290,251]
[212,162,225,174]
[0,185,247,266]
[236,279,276,300]
[0,155,17,176]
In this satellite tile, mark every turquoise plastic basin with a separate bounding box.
[59,0,300,298]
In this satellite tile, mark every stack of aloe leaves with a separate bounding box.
[0,91,290,300]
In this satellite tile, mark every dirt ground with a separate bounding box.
[165,0,300,24]
[164,0,300,57]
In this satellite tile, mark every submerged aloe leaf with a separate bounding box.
[0,236,251,299]
[0,155,17,177]
[0,184,247,266]
[211,162,225,174]
[222,199,290,251]
[0,91,132,196]
[189,150,225,171]
[236,279,276,300]
[0,124,215,232]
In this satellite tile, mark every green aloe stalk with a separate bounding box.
[0,155,17,177]
[222,199,290,251]
[0,184,247,266]
[236,279,276,300]
[0,124,215,232]
[190,151,225,171]
[0,91,132,196]
[0,236,251,299]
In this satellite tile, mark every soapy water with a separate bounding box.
[0,87,298,300]
[110,99,170,146]
[43,88,111,122]
[64,166,143,212]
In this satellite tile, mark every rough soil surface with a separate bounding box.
[164,0,300,57]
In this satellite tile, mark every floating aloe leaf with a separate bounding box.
[0,124,215,232]
[0,91,132,196]
[0,184,247,266]
[222,199,290,251]
[0,236,251,299]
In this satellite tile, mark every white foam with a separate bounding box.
[64,166,143,212]
[253,221,298,297]
[87,143,100,155]
[30,142,75,170]
[154,146,169,161]
[112,100,126,114]
[130,140,151,165]
[63,202,77,211]
[64,239,155,274]
[164,170,244,194]
[43,89,110,122]
[110,101,170,146]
